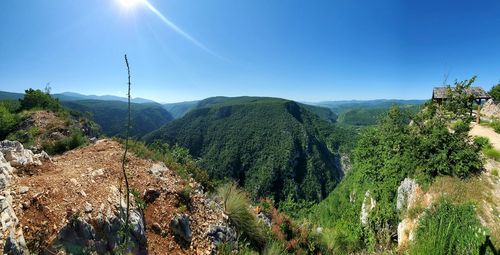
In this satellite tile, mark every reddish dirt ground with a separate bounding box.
[13,140,225,254]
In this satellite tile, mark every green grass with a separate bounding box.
[487,119,500,134]
[492,168,499,177]
[216,183,267,250]
[409,198,488,255]
[483,147,500,161]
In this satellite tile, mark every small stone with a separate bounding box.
[19,186,29,194]
[70,178,79,186]
[84,202,93,213]
[22,201,30,210]
[79,191,87,197]
[91,168,104,176]
[151,222,162,235]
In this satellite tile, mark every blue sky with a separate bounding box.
[0,0,499,103]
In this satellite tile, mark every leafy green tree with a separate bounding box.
[442,76,476,121]
[19,88,61,112]
[0,104,18,139]
[488,82,500,101]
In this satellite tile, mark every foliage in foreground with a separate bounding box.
[409,199,487,255]
[308,97,483,253]
[217,183,267,249]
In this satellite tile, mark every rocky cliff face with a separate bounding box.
[1,139,234,254]
[481,99,500,119]
[0,140,51,254]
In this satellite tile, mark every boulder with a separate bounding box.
[148,163,169,176]
[207,225,236,245]
[169,214,192,245]
[481,99,500,118]
[397,178,418,211]
[0,140,40,167]
[56,185,147,254]
[360,190,376,225]
[0,152,29,254]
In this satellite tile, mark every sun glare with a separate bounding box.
[117,0,144,10]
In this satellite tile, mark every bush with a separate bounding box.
[19,89,62,112]
[451,119,470,133]
[217,183,266,250]
[489,83,500,101]
[42,130,88,155]
[0,104,19,139]
[474,136,492,149]
[409,199,487,255]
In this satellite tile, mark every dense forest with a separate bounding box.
[62,100,173,138]
[145,96,350,203]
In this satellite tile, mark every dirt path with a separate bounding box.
[470,123,500,150]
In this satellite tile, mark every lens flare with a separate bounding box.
[117,0,144,9]
[117,0,220,58]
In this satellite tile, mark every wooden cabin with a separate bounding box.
[432,86,491,123]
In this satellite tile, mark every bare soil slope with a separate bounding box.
[13,139,226,254]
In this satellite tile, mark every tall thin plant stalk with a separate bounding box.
[122,54,132,229]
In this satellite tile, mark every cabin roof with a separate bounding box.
[432,87,491,100]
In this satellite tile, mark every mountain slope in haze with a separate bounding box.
[0,91,24,101]
[62,100,173,138]
[145,96,344,202]
[163,100,199,119]
[315,99,426,113]
[56,92,156,104]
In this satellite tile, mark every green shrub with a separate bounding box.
[489,83,500,101]
[19,88,62,112]
[42,130,88,155]
[452,119,470,133]
[0,104,19,139]
[217,183,266,250]
[474,136,492,149]
[409,199,487,255]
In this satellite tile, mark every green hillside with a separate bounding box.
[0,91,23,101]
[162,100,199,119]
[62,100,173,138]
[145,96,346,202]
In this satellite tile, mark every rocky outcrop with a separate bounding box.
[397,178,418,211]
[481,99,500,119]
[170,214,192,246]
[360,190,376,225]
[396,178,421,248]
[0,151,29,254]
[0,141,50,169]
[206,225,237,246]
[56,185,147,254]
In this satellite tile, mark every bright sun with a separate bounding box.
[117,0,144,10]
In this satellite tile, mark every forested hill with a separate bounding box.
[144,96,344,202]
[62,100,173,138]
